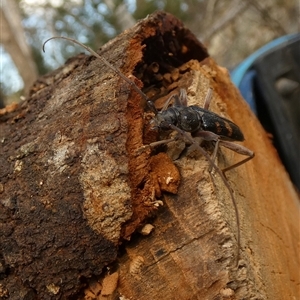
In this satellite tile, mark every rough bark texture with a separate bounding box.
[0,11,299,300]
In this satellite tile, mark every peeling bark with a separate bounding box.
[0,11,299,300]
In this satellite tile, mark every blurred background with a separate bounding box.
[1,0,299,106]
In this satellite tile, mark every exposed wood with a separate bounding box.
[0,11,299,300]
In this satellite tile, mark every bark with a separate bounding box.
[0,11,299,300]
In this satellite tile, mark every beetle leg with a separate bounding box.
[177,88,188,106]
[203,88,213,110]
[177,88,213,109]
[209,139,220,172]
[161,88,189,111]
[192,130,221,172]
[192,130,219,141]
[136,138,175,154]
[161,94,178,111]
[147,138,175,148]
[192,130,254,173]
[219,140,255,173]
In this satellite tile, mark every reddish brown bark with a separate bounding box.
[0,11,299,300]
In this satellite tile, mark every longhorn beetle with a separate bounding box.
[43,36,254,266]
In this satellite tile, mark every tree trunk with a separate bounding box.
[1,0,38,96]
[0,11,299,300]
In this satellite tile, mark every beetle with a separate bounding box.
[149,88,254,173]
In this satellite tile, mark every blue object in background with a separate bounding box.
[231,33,300,191]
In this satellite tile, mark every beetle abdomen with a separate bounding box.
[191,106,244,141]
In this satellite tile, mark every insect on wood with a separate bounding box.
[43,36,254,266]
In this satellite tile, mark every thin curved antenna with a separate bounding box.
[42,36,158,114]
[169,124,240,266]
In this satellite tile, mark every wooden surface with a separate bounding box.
[0,11,299,300]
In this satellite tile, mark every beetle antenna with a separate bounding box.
[169,124,240,266]
[42,36,158,114]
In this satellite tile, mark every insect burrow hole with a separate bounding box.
[132,29,209,111]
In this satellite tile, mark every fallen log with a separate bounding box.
[0,11,299,300]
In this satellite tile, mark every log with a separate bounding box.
[0,11,299,300]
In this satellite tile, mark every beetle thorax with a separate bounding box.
[177,107,203,132]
